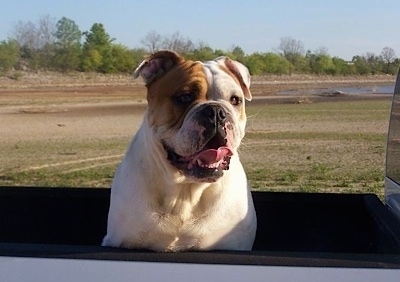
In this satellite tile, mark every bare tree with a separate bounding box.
[37,15,56,49]
[314,46,329,56]
[37,15,56,67]
[381,47,396,74]
[364,52,377,63]
[195,40,210,50]
[141,30,162,53]
[277,37,305,61]
[12,15,56,50]
[11,15,56,68]
[359,52,382,74]
[12,20,42,69]
[162,31,194,54]
[381,47,396,63]
[276,37,306,73]
[12,20,39,50]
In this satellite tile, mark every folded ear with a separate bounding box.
[133,50,184,85]
[214,57,252,101]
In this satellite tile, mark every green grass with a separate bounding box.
[241,99,391,197]
[0,138,127,187]
[0,99,392,198]
[2,165,116,188]
[246,99,391,122]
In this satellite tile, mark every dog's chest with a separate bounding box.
[140,209,211,252]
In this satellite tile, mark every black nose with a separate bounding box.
[202,105,227,125]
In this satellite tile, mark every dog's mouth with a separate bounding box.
[164,134,233,182]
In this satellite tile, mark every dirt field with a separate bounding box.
[0,71,395,195]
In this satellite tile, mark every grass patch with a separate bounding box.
[0,99,391,198]
[240,100,390,197]
[247,100,391,123]
[4,165,116,188]
[245,131,386,142]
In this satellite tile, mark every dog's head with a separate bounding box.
[134,51,252,182]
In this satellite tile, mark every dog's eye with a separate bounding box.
[174,92,195,104]
[230,95,242,106]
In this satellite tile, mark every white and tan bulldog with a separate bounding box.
[102,51,257,252]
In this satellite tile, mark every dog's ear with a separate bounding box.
[133,51,184,85]
[214,57,252,101]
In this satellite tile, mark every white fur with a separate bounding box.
[102,55,257,252]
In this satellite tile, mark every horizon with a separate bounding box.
[0,0,399,61]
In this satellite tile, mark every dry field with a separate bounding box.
[0,71,395,197]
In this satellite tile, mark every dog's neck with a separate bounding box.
[130,116,224,217]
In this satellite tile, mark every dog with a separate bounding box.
[102,50,257,252]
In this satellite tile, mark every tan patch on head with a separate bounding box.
[216,64,248,119]
[216,64,242,86]
[146,60,208,128]
[204,64,248,126]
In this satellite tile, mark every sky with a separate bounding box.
[0,0,399,60]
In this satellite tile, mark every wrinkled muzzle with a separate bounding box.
[163,103,236,182]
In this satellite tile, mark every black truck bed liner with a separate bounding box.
[1,187,399,268]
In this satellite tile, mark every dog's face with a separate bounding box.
[134,51,252,182]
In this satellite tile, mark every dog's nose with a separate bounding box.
[203,105,227,124]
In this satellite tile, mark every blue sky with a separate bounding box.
[0,0,399,60]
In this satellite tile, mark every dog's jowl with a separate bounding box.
[102,51,257,252]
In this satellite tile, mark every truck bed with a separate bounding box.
[1,187,399,268]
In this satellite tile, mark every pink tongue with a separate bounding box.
[195,147,233,164]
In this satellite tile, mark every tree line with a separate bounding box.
[0,15,399,76]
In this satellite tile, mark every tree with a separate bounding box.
[244,52,292,75]
[307,49,335,75]
[0,40,20,72]
[81,23,114,72]
[352,55,371,75]
[229,45,245,61]
[186,45,216,61]
[364,52,382,74]
[12,20,40,68]
[54,17,81,48]
[130,48,147,68]
[243,53,265,75]
[332,57,356,75]
[161,31,194,54]
[12,20,38,50]
[262,53,292,75]
[110,44,137,72]
[381,46,396,74]
[277,37,305,66]
[141,30,162,53]
[37,15,56,50]
[11,15,56,69]
[314,46,329,56]
[35,15,57,68]
[54,17,82,71]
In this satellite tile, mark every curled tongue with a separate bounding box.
[194,147,233,165]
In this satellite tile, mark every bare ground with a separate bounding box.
[0,71,395,191]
